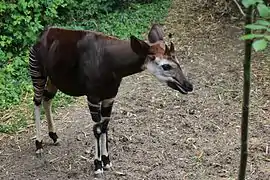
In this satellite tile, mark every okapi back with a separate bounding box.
[31,27,128,97]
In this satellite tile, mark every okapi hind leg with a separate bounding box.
[43,79,59,145]
[34,99,44,155]
[29,46,47,155]
[31,78,47,155]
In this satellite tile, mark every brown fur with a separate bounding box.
[31,26,166,100]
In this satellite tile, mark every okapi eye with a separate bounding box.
[161,64,172,71]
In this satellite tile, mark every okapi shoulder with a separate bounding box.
[76,34,97,52]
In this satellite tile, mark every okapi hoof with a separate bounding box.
[102,155,112,171]
[94,169,104,178]
[49,132,60,145]
[94,160,103,177]
[103,163,112,171]
[35,140,43,157]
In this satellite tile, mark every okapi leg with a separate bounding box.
[100,98,114,170]
[87,97,103,175]
[32,85,46,154]
[29,46,47,155]
[34,101,43,154]
[43,79,59,144]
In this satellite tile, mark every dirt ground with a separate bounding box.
[0,0,269,179]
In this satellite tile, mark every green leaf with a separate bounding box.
[242,0,255,8]
[255,20,270,26]
[240,33,264,40]
[242,0,263,8]
[257,4,270,18]
[264,35,270,40]
[245,24,268,30]
[252,39,268,51]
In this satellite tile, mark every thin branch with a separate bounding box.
[233,0,246,17]
[238,4,253,180]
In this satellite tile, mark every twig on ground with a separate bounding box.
[114,171,127,176]
[232,0,246,16]
[49,157,60,163]
[80,155,90,162]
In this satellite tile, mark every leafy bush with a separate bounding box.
[0,0,68,108]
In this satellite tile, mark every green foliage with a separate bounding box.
[95,2,170,39]
[241,0,270,51]
[0,0,171,133]
[242,0,264,8]
[0,0,67,109]
[0,117,28,133]
[57,0,170,39]
[252,38,268,50]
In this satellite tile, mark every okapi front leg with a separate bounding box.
[100,98,114,170]
[43,80,59,144]
[43,98,58,144]
[87,97,103,175]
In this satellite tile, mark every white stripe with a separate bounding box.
[100,133,108,156]
[88,101,100,108]
[102,98,114,107]
[95,138,99,160]
[29,57,37,61]
[94,124,102,161]
[34,105,42,142]
[100,116,110,123]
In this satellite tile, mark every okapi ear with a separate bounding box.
[170,42,175,54]
[148,24,165,43]
[130,35,150,57]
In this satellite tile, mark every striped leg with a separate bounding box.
[29,46,46,155]
[100,98,114,170]
[87,97,103,175]
[43,79,59,144]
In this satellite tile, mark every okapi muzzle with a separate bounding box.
[167,77,193,94]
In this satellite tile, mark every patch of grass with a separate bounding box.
[0,0,172,133]
[0,91,75,134]
[0,117,28,133]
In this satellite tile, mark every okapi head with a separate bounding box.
[130,24,193,94]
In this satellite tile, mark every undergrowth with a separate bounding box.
[0,0,172,133]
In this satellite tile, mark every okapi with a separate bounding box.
[29,24,193,175]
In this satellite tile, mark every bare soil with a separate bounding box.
[0,0,269,179]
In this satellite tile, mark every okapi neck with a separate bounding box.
[105,43,145,78]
